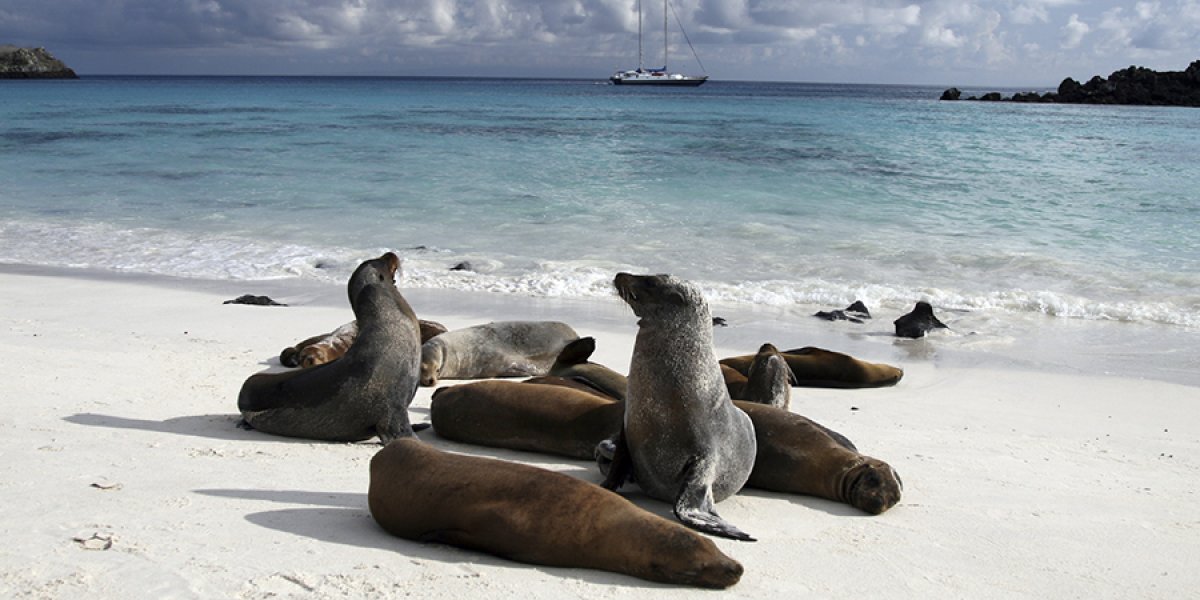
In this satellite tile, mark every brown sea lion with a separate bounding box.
[734,400,902,514]
[547,336,629,401]
[237,252,422,443]
[368,438,744,588]
[419,321,579,386]
[720,346,903,389]
[601,273,757,542]
[430,379,622,459]
[440,376,901,515]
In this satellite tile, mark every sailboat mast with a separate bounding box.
[637,0,643,70]
[663,0,669,70]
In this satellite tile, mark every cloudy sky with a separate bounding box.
[2,0,1197,85]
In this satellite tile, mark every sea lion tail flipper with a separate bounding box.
[674,460,756,542]
[596,429,632,490]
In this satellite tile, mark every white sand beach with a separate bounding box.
[1,265,1197,599]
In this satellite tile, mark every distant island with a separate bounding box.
[940,60,1200,107]
[0,45,78,79]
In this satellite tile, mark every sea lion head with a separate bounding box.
[298,345,336,369]
[641,527,744,589]
[744,342,794,409]
[348,252,401,307]
[842,457,903,515]
[419,338,445,387]
[613,272,707,321]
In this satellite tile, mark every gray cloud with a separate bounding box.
[1,0,1197,85]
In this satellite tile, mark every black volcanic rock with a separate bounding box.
[943,60,1200,107]
[893,301,948,339]
[0,46,78,79]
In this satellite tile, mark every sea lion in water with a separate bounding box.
[430,379,622,459]
[601,273,757,541]
[238,253,421,443]
[894,301,948,338]
[279,318,446,368]
[734,401,902,515]
[368,437,743,588]
[419,321,579,386]
[547,337,629,401]
[720,346,903,389]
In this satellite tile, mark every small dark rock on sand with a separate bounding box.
[223,294,287,307]
[814,300,871,323]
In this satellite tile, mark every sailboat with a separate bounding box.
[610,0,708,86]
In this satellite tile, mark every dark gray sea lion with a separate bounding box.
[430,379,622,459]
[419,321,579,386]
[734,401,902,515]
[601,273,757,542]
[547,337,629,401]
[720,346,903,389]
[741,343,796,410]
[368,438,743,588]
[814,300,871,323]
[893,301,948,338]
[237,253,422,443]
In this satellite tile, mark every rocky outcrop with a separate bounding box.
[0,46,78,79]
[940,60,1200,107]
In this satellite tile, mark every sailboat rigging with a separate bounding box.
[610,0,708,86]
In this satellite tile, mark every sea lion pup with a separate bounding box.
[279,318,447,368]
[547,336,629,401]
[429,380,622,459]
[279,320,359,368]
[741,343,797,410]
[720,346,903,389]
[893,301,948,338]
[733,401,903,515]
[238,253,422,443]
[419,320,579,386]
[368,438,743,589]
[601,273,757,542]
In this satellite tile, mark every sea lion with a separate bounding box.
[547,337,629,401]
[368,438,743,588]
[279,318,447,368]
[720,346,903,389]
[740,343,796,410]
[734,401,902,515]
[601,273,757,541]
[894,301,948,338]
[279,320,359,368]
[430,379,622,459]
[450,375,899,515]
[237,253,422,443]
[419,321,579,386]
[814,300,871,323]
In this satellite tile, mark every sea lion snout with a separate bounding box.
[686,556,744,589]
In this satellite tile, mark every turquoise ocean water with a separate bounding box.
[2,76,1197,382]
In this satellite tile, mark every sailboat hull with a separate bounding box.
[610,73,708,86]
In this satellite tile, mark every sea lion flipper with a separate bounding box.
[597,430,632,490]
[814,422,858,452]
[674,458,756,542]
[553,336,596,367]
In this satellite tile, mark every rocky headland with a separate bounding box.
[0,46,78,79]
[940,60,1200,107]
